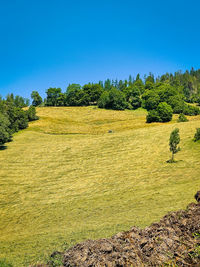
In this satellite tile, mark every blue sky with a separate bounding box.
[0,0,200,99]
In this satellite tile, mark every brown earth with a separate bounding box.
[33,197,200,267]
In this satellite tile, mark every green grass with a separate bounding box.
[0,107,200,266]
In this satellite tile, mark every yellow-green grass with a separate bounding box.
[0,107,200,266]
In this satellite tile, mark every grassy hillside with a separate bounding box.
[0,106,200,266]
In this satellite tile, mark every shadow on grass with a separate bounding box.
[0,145,7,150]
[166,159,183,163]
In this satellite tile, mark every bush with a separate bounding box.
[157,102,173,122]
[146,110,160,123]
[183,105,200,116]
[177,113,188,122]
[27,106,39,121]
[194,128,200,142]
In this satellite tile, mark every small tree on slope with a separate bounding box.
[169,128,180,162]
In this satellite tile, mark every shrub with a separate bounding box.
[146,110,160,123]
[194,128,200,142]
[183,105,200,116]
[27,106,39,121]
[157,102,173,122]
[177,113,188,122]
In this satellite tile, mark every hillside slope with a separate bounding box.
[0,107,200,266]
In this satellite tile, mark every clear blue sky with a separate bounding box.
[0,0,200,99]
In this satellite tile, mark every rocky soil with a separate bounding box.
[33,197,200,267]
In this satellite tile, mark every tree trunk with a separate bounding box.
[171,152,174,162]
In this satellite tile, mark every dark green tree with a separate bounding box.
[146,110,160,123]
[82,83,103,103]
[157,102,173,122]
[97,91,110,108]
[65,84,87,106]
[27,106,39,121]
[142,90,160,110]
[31,91,43,106]
[46,88,62,106]
[98,88,127,110]
[0,113,11,146]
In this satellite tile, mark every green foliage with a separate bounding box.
[6,103,28,132]
[27,106,39,121]
[6,94,29,108]
[194,128,200,142]
[146,110,160,123]
[97,91,110,108]
[0,95,39,147]
[157,102,173,122]
[123,85,141,109]
[98,88,127,110]
[0,259,13,267]
[146,102,173,123]
[46,88,62,106]
[183,104,200,116]
[142,90,160,110]
[177,113,188,122]
[31,91,43,106]
[82,83,103,104]
[0,113,11,146]
[168,95,185,114]
[169,128,180,162]
[66,84,85,106]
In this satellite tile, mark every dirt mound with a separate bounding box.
[33,199,200,266]
[62,203,200,266]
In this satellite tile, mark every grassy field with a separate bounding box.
[0,106,200,266]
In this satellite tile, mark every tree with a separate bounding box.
[82,83,103,103]
[142,90,160,110]
[65,84,87,106]
[122,85,141,109]
[194,128,200,142]
[157,102,173,122]
[0,113,11,146]
[46,88,62,106]
[27,106,39,121]
[169,128,180,162]
[31,91,43,106]
[97,91,109,108]
[98,88,127,110]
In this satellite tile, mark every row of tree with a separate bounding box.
[0,94,38,146]
[30,68,200,123]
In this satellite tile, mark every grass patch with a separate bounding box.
[0,107,200,266]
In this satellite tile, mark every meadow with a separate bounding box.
[0,106,200,266]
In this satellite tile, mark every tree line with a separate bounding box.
[31,68,200,123]
[0,94,38,147]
